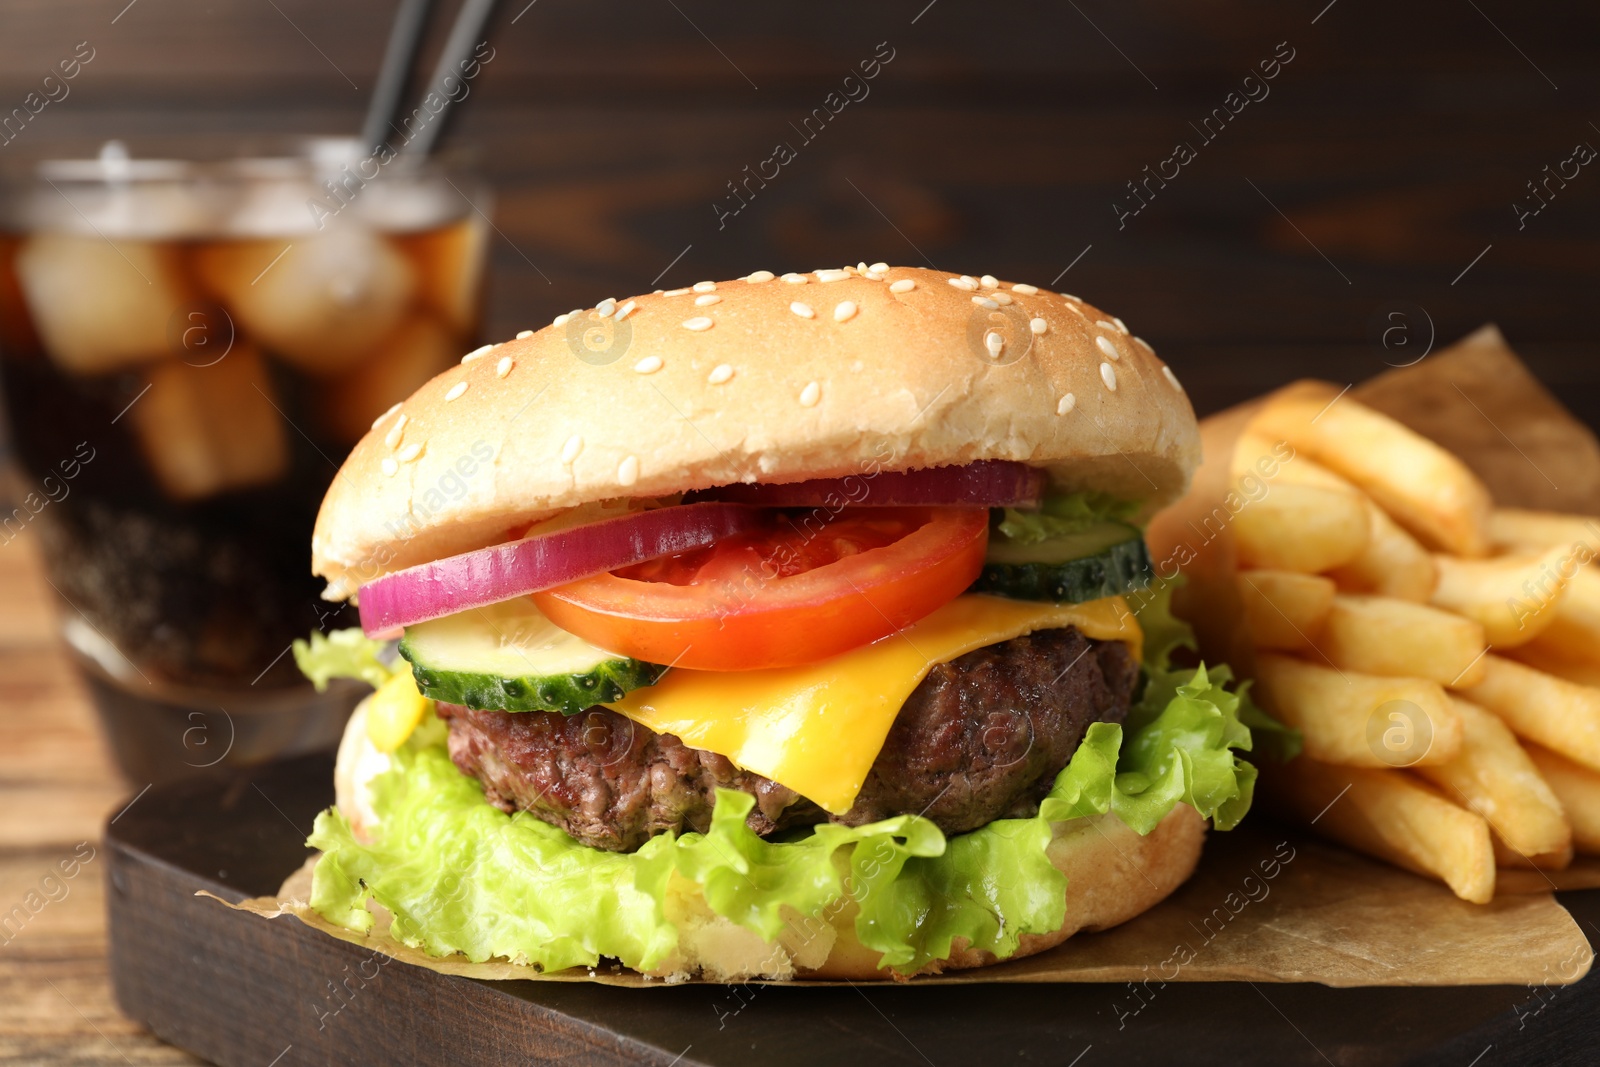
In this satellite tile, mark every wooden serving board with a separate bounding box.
[107,756,1600,1066]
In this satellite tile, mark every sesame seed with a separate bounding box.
[462,344,494,362]
[1095,335,1120,361]
[1132,336,1154,354]
[947,276,977,291]
[980,274,999,289]
[869,261,889,273]
[1095,319,1117,331]
[708,363,734,384]
[1012,283,1039,295]
[863,270,884,281]
[889,278,916,294]
[693,281,716,293]
[615,300,638,321]
[398,441,424,462]
[1163,365,1183,390]
[799,381,821,407]
[694,294,722,306]
[665,287,691,297]
[816,269,850,282]
[782,273,808,284]
[633,355,663,373]
[553,313,570,326]
[618,455,640,486]
[516,329,535,339]
[1057,393,1077,415]
[560,435,583,464]
[682,317,714,332]
[1064,302,1087,318]
[972,295,999,310]
[445,381,468,401]
[834,300,858,322]
[1100,363,1118,391]
[790,301,815,319]
[857,262,868,272]
[746,270,775,283]
[384,414,407,449]
[596,298,617,318]
[1030,317,1048,335]
[961,275,977,287]
[381,457,399,477]
[1112,316,1128,334]
[984,331,1005,359]
[1061,293,1081,302]
[991,292,1014,306]
[496,356,514,378]
[372,402,402,430]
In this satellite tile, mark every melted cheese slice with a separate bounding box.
[606,594,1141,815]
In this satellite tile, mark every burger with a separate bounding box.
[293,264,1269,981]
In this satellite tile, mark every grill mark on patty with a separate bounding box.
[439,625,1137,852]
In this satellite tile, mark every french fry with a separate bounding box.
[1488,508,1600,558]
[1319,594,1488,687]
[1252,652,1462,767]
[1234,483,1370,573]
[1250,384,1493,557]
[1263,757,1495,903]
[1328,500,1438,603]
[1521,565,1600,666]
[1453,655,1600,775]
[1236,570,1336,652]
[1492,838,1574,871]
[1509,642,1600,689]
[1413,697,1571,867]
[1233,433,1353,491]
[1524,743,1600,854]
[1430,547,1571,648]
[1230,433,1373,574]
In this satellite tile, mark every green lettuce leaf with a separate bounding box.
[995,489,1141,546]
[293,628,394,692]
[308,611,1265,975]
[1130,577,1301,764]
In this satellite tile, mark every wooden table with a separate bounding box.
[0,534,197,1064]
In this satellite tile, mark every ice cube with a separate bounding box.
[195,226,415,377]
[396,214,488,332]
[320,313,459,444]
[14,232,192,374]
[221,177,324,238]
[127,343,289,500]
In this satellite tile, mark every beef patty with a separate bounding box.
[440,626,1138,852]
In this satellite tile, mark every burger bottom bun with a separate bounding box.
[657,802,1205,982]
[334,700,1205,982]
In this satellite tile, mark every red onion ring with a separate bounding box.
[357,502,761,637]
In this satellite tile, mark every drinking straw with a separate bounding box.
[401,0,500,159]
[360,0,436,153]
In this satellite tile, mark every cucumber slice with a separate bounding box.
[973,530,1154,604]
[398,599,665,714]
[984,520,1141,566]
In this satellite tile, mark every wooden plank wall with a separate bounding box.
[0,0,1594,423]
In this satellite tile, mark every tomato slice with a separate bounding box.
[533,507,989,671]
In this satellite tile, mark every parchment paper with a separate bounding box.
[217,814,1591,987]
[216,327,1596,986]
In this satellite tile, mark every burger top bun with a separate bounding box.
[314,265,1200,599]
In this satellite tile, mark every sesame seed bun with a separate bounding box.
[313,265,1199,599]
